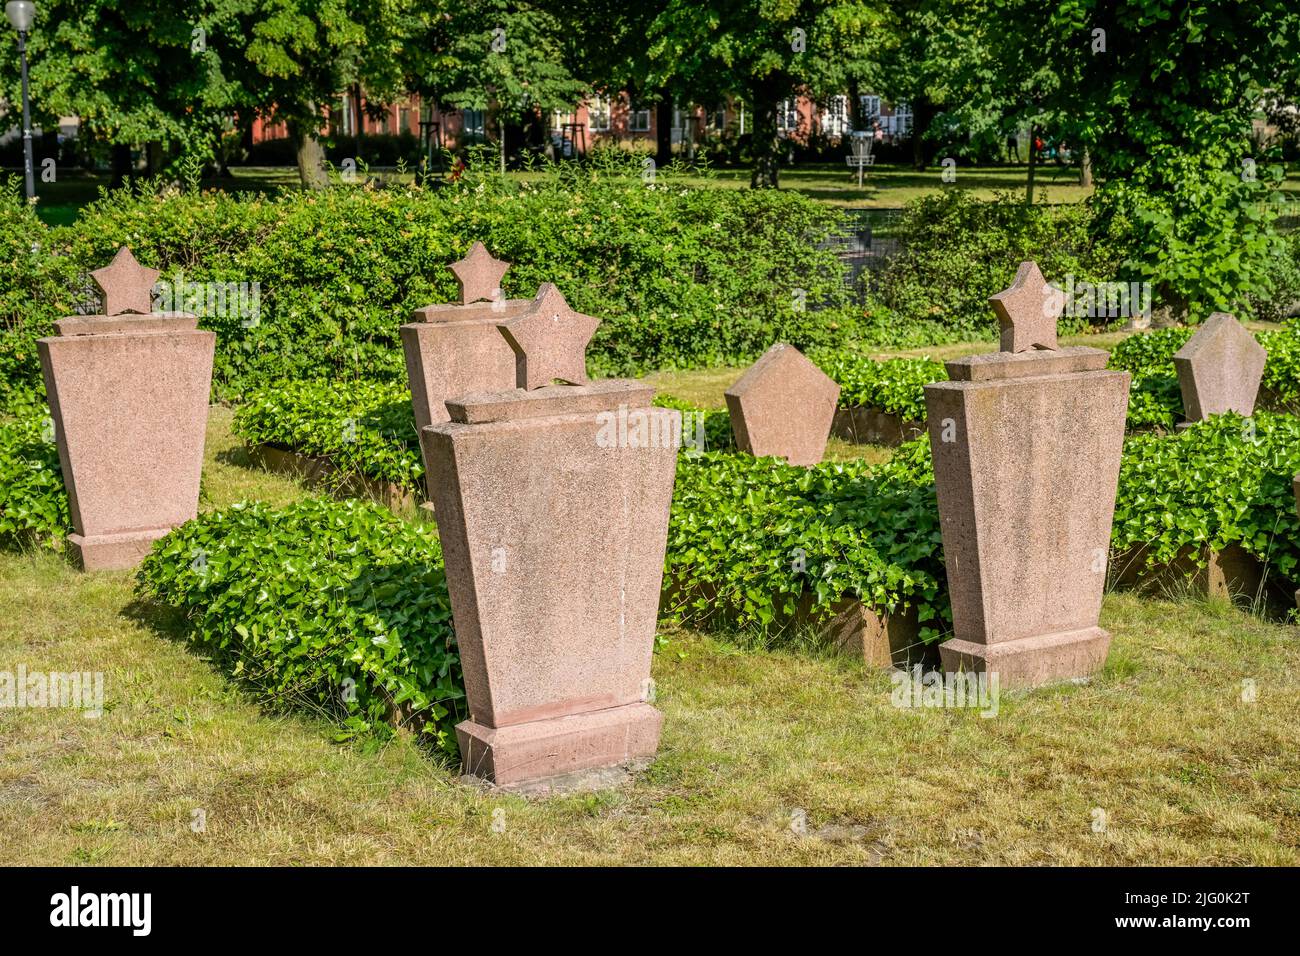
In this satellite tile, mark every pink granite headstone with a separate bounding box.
[1172,312,1266,423]
[37,247,215,570]
[422,294,678,789]
[401,244,524,487]
[725,343,840,466]
[923,261,1131,687]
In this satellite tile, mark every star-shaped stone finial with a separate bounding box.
[498,283,600,389]
[990,261,1063,353]
[450,241,510,304]
[91,246,160,315]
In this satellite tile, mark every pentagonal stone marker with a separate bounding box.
[1173,312,1266,423]
[725,343,840,466]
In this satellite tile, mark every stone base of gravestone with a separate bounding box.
[831,405,926,447]
[400,300,525,485]
[924,347,1130,688]
[38,313,214,571]
[422,380,680,787]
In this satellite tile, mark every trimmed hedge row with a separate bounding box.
[233,379,424,489]
[0,165,863,409]
[813,352,947,423]
[816,324,1300,434]
[665,441,948,640]
[231,380,734,492]
[1113,411,1300,583]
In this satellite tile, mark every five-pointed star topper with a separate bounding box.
[91,246,160,315]
[989,260,1064,353]
[498,283,600,389]
[450,241,510,304]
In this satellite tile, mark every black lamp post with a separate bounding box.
[6,1,36,201]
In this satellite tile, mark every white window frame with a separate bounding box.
[859,95,881,122]
[628,103,651,132]
[822,95,849,136]
[891,100,913,135]
[586,97,611,132]
[777,98,799,132]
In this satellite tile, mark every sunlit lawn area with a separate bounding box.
[1,406,1297,865]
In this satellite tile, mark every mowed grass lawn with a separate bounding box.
[1,406,1298,865]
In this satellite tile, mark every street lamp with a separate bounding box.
[5,1,36,201]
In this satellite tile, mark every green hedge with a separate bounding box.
[1113,411,1300,583]
[136,498,464,754]
[0,406,69,548]
[665,441,948,640]
[814,352,947,422]
[233,379,423,489]
[231,380,736,490]
[1,163,864,408]
[1107,325,1300,430]
[870,191,1124,341]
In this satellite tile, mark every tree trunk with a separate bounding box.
[655,96,673,167]
[911,95,932,171]
[289,114,327,190]
[352,85,365,136]
[749,88,781,189]
[1078,146,1093,187]
[847,80,861,132]
[1025,123,1039,204]
[146,141,164,178]
[110,144,133,188]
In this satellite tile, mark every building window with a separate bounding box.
[859,95,881,122]
[822,95,849,136]
[777,98,799,132]
[587,97,611,132]
[463,109,486,141]
[711,104,727,130]
[629,102,651,132]
[892,100,913,135]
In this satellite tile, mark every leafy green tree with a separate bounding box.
[431,0,587,173]
[0,0,244,181]
[1016,0,1300,320]
[645,0,884,187]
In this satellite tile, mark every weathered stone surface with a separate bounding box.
[445,380,655,424]
[945,346,1107,382]
[458,704,664,789]
[38,302,214,571]
[924,262,1130,687]
[449,241,510,304]
[400,310,520,480]
[90,246,159,315]
[724,343,840,466]
[423,383,679,787]
[401,245,525,486]
[989,261,1064,353]
[1173,312,1267,422]
[497,283,600,389]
